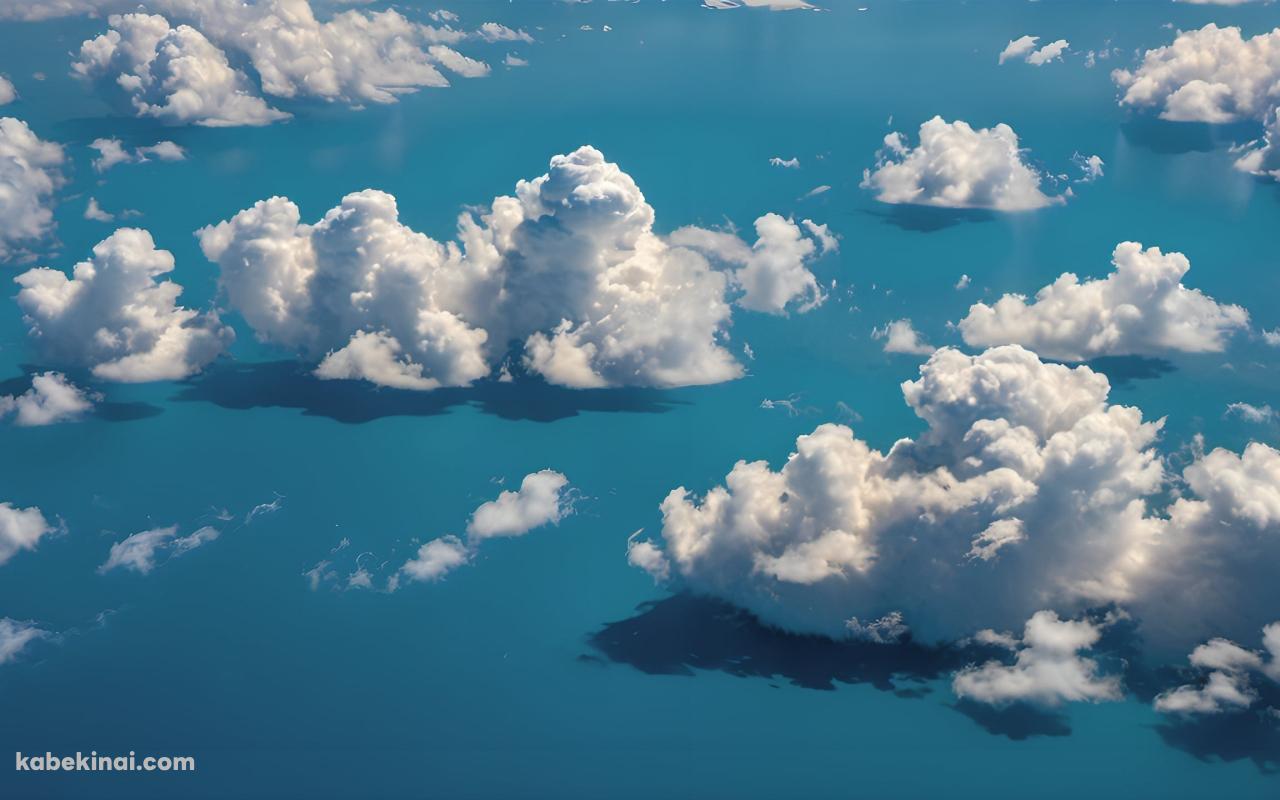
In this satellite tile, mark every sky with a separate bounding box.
[1,1,1279,798]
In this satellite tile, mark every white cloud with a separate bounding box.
[468,470,570,540]
[1265,328,1280,346]
[998,35,1038,65]
[73,13,289,127]
[99,524,219,574]
[1155,623,1280,714]
[478,22,532,43]
[201,146,822,390]
[0,76,16,104]
[1226,402,1275,424]
[1235,112,1280,181]
[15,228,233,382]
[873,319,934,355]
[958,242,1249,361]
[90,137,185,171]
[769,156,800,168]
[1026,40,1069,67]
[953,611,1122,706]
[0,372,95,426]
[504,54,528,68]
[0,501,53,566]
[1112,24,1280,123]
[1074,152,1104,182]
[626,529,670,583]
[0,618,47,665]
[861,117,1060,211]
[703,0,816,9]
[84,197,113,223]
[0,117,65,262]
[399,535,469,583]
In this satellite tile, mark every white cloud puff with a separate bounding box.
[861,117,1060,211]
[73,13,290,127]
[0,372,95,426]
[643,344,1280,654]
[999,36,1069,67]
[1235,112,1280,181]
[399,535,469,582]
[15,228,233,382]
[467,470,571,540]
[0,618,47,665]
[1026,40,1069,67]
[99,524,219,574]
[998,35,1038,65]
[873,319,934,355]
[0,117,65,262]
[1155,623,1280,714]
[1112,24,1280,123]
[90,136,186,172]
[200,146,826,390]
[0,500,53,567]
[0,76,17,105]
[958,242,1249,361]
[953,611,1122,706]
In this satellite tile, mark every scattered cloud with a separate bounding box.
[0,500,54,567]
[99,524,220,574]
[0,618,48,665]
[0,117,65,262]
[90,137,186,172]
[873,319,935,355]
[1155,623,1280,714]
[0,372,95,426]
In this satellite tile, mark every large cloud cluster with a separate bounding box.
[958,242,1249,361]
[199,146,830,390]
[0,117,65,262]
[861,117,1060,211]
[1112,24,1280,123]
[73,13,289,127]
[637,345,1280,655]
[15,228,233,382]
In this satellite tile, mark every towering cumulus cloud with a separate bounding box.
[15,229,232,381]
[642,345,1280,655]
[199,146,830,390]
[0,117,64,261]
[73,13,289,127]
[1112,24,1280,123]
[958,242,1249,360]
[861,117,1060,211]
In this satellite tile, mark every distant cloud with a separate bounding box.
[99,524,220,575]
[0,500,54,567]
[873,319,934,355]
[769,156,800,169]
[0,372,95,426]
[0,117,64,261]
[90,137,186,172]
[999,35,1069,66]
[0,618,48,665]
[1155,623,1280,715]
[1226,402,1276,424]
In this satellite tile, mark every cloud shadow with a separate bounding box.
[951,699,1071,740]
[1153,712,1280,774]
[1081,355,1177,388]
[863,205,996,233]
[171,360,685,424]
[1120,118,1261,156]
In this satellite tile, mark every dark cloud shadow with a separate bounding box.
[951,699,1071,740]
[585,593,1007,702]
[171,360,685,423]
[1081,355,1177,388]
[0,369,163,424]
[862,205,995,233]
[1153,712,1280,774]
[1120,118,1262,156]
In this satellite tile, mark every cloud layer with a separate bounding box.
[958,242,1250,361]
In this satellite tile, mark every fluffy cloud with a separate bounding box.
[90,137,185,172]
[861,117,1061,211]
[1112,25,1280,123]
[872,319,934,355]
[397,470,571,585]
[0,76,16,105]
[953,611,1121,706]
[626,530,670,583]
[99,524,219,574]
[642,344,1280,653]
[468,470,571,540]
[0,501,54,567]
[0,618,47,665]
[15,228,233,382]
[998,35,1038,65]
[958,242,1249,361]
[0,117,65,262]
[1226,402,1275,424]
[1235,112,1280,180]
[200,146,828,390]
[999,36,1069,66]
[1155,623,1280,714]
[73,13,289,127]
[478,22,533,43]
[0,372,95,426]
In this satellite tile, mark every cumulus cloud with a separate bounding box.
[873,319,934,355]
[84,197,113,222]
[1000,36,1069,67]
[90,137,186,172]
[1235,112,1280,181]
[0,117,65,262]
[957,242,1249,361]
[641,344,1280,654]
[200,146,827,390]
[998,35,1038,65]
[0,372,95,426]
[1155,623,1280,714]
[1026,40,1069,66]
[0,76,16,104]
[1074,152,1104,182]
[1112,24,1280,123]
[953,611,1121,706]
[1226,402,1275,424]
[15,228,233,382]
[397,470,572,586]
[0,500,54,567]
[626,529,670,583]
[478,22,532,43]
[98,524,219,574]
[861,117,1061,211]
[0,618,47,665]
[73,13,289,126]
